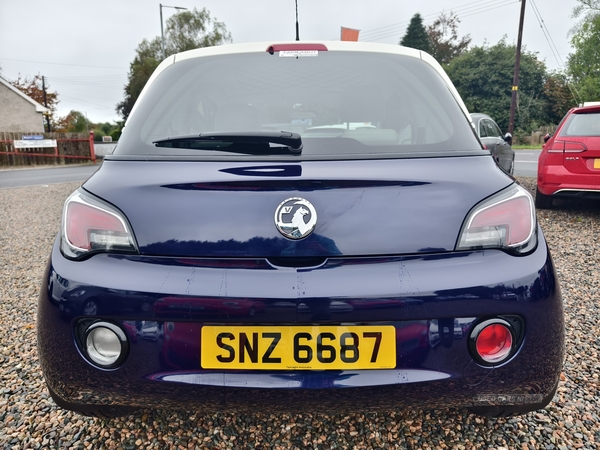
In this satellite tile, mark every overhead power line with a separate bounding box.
[529,0,565,68]
[360,0,510,37]
[459,0,520,19]
[59,93,116,110]
[0,57,127,70]
[359,0,518,42]
[529,0,581,103]
[47,75,126,87]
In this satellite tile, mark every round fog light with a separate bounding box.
[469,318,517,366]
[474,323,513,364]
[84,322,128,368]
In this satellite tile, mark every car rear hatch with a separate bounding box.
[83,156,512,260]
[555,108,600,175]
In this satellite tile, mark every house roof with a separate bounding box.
[0,76,49,113]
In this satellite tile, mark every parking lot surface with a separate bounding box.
[1,178,599,449]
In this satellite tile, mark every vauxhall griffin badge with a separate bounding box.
[274,197,317,239]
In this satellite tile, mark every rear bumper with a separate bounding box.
[38,229,564,413]
[544,188,600,200]
[538,164,600,196]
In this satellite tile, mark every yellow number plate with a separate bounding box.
[201,326,396,370]
[594,159,600,169]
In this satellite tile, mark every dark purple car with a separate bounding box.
[37,41,564,418]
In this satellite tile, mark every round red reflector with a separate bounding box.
[475,324,513,363]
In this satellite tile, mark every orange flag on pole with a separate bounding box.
[341,27,360,41]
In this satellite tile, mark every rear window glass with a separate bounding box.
[560,112,600,137]
[116,50,481,159]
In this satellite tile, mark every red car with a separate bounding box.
[536,103,600,208]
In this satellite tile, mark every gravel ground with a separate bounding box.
[1,177,599,449]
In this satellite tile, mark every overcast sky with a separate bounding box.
[0,0,578,124]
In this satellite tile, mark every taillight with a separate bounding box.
[547,140,564,153]
[547,140,587,153]
[564,141,587,153]
[475,324,513,363]
[456,184,536,255]
[61,190,138,259]
[468,318,520,366]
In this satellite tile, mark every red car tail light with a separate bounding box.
[564,141,587,153]
[456,184,536,255]
[468,318,519,366]
[61,190,138,259]
[547,140,564,153]
[475,324,513,363]
[547,140,587,153]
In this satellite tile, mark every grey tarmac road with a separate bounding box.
[0,163,101,189]
[0,150,541,188]
[513,149,541,178]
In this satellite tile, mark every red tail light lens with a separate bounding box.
[564,141,587,153]
[467,196,532,245]
[547,140,587,153]
[469,318,522,366]
[66,202,127,250]
[475,324,513,364]
[457,184,536,254]
[61,190,138,259]
[548,140,564,153]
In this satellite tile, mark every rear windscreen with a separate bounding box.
[560,112,600,137]
[116,50,482,159]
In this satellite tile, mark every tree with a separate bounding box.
[572,0,600,30]
[116,38,163,120]
[543,72,577,123]
[54,110,89,133]
[568,15,600,101]
[426,12,471,66]
[90,121,123,141]
[446,39,549,132]
[117,7,231,120]
[574,0,600,13]
[163,8,231,55]
[10,74,58,109]
[10,74,59,131]
[400,14,431,53]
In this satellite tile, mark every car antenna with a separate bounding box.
[295,0,300,41]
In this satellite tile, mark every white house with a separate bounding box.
[0,76,49,132]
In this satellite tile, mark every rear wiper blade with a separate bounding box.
[153,131,302,155]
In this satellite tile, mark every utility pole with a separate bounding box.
[508,0,526,135]
[160,4,187,61]
[42,76,51,132]
[160,4,165,60]
[295,0,300,41]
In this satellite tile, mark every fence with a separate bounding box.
[0,131,96,167]
[517,126,557,146]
